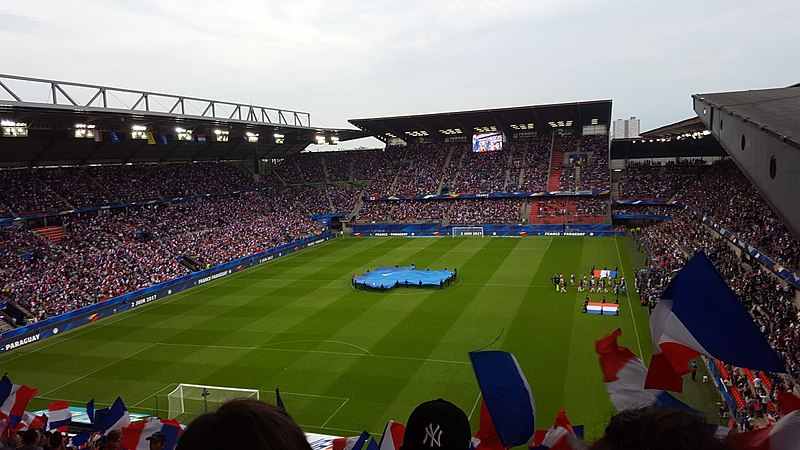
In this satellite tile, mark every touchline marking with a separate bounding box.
[467,392,482,420]
[321,398,350,428]
[267,339,373,355]
[154,342,471,366]
[614,236,645,361]
[39,343,157,397]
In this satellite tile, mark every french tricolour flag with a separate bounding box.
[46,400,71,431]
[529,409,585,450]
[14,411,46,432]
[121,417,182,450]
[470,351,536,448]
[646,252,784,392]
[333,431,370,450]
[93,397,130,435]
[378,420,404,450]
[0,375,38,428]
[595,329,693,412]
[727,392,800,450]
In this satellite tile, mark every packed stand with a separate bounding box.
[356,199,522,224]
[391,143,452,197]
[0,191,324,325]
[632,209,799,387]
[449,150,509,193]
[624,159,799,272]
[618,160,707,200]
[510,137,550,192]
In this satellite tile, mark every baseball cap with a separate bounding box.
[400,399,471,450]
[146,431,167,442]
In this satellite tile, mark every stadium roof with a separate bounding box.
[0,74,365,165]
[639,116,706,138]
[692,85,800,149]
[348,100,612,142]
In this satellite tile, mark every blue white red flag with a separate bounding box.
[93,397,130,435]
[378,420,404,450]
[14,411,46,432]
[46,400,71,431]
[529,409,585,450]
[333,431,370,450]
[121,417,182,450]
[596,329,693,412]
[0,375,38,428]
[646,252,784,392]
[469,351,536,448]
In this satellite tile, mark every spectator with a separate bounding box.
[401,399,471,450]
[176,399,312,450]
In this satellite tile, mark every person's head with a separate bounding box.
[176,398,312,450]
[147,431,166,450]
[49,431,65,450]
[22,429,39,446]
[589,407,730,450]
[400,399,471,450]
[103,430,122,450]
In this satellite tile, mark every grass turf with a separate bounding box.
[0,236,721,440]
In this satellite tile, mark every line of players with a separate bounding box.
[550,272,627,296]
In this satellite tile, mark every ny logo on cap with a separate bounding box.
[423,423,443,448]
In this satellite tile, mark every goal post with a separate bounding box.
[451,226,484,237]
[167,384,259,420]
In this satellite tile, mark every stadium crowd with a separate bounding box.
[356,199,523,225]
[0,192,323,325]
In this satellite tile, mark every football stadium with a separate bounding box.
[1,4,800,450]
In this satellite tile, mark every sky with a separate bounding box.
[1,0,799,149]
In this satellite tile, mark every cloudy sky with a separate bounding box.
[1,0,798,148]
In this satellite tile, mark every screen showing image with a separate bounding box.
[472,132,504,152]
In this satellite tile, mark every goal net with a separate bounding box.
[167,384,259,420]
[452,226,484,237]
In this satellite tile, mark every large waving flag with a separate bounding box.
[0,375,38,428]
[46,400,72,431]
[727,392,800,450]
[93,397,130,435]
[469,351,536,448]
[646,252,784,392]
[378,420,404,450]
[121,417,182,450]
[596,329,693,412]
[529,409,585,450]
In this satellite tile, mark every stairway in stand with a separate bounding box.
[33,226,65,243]
[547,149,564,192]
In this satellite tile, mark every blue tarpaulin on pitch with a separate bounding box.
[354,266,454,289]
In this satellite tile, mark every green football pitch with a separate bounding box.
[0,236,721,440]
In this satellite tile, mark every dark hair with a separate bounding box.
[50,431,64,448]
[589,407,730,450]
[176,399,312,450]
[22,429,39,445]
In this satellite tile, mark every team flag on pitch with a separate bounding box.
[333,431,371,450]
[469,351,536,448]
[93,397,130,435]
[727,392,800,450]
[595,329,693,412]
[46,400,72,431]
[0,375,38,428]
[646,252,784,392]
[529,409,584,450]
[121,417,182,450]
[378,420,405,450]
